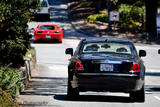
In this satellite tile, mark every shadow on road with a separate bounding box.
[145,85,160,94]
[146,72,160,76]
[54,94,135,103]
[48,0,66,6]
[31,40,63,44]
[20,76,160,104]
[21,76,134,103]
[21,76,67,96]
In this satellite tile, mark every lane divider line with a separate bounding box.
[154,96,160,101]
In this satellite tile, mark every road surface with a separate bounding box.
[17,0,160,107]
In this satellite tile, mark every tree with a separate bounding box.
[94,0,118,13]
[0,0,40,67]
[145,0,158,40]
[94,0,102,13]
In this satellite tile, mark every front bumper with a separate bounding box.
[71,73,144,92]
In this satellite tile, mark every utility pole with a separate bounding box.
[107,0,112,31]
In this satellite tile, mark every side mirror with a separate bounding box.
[65,48,73,56]
[139,50,146,57]
[158,49,160,54]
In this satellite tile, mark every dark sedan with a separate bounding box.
[65,38,146,102]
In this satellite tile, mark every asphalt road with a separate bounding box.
[17,0,160,107]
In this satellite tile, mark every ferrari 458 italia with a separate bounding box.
[33,24,63,43]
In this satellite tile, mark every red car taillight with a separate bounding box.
[130,62,140,72]
[48,8,50,13]
[75,61,84,70]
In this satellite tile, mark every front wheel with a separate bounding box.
[130,85,145,102]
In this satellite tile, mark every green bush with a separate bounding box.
[87,13,108,23]
[118,4,144,23]
[117,4,145,32]
[141,32,150,40]
[0,88,18,107]
[130,6,145,22]
[118,4,132,22]
[0,0,40,67]
[0,66,25,98]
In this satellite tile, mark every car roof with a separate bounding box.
[82,38,133,44]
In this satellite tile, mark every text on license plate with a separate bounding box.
[46,35,51,38]
[100,64,113,71]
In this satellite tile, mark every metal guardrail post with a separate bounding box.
[24,58,31,80]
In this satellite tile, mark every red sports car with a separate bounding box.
[33,24,63,43]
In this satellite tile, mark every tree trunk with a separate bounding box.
[106,0,112,31]
[145,0,158,40]
[95,0,102,13]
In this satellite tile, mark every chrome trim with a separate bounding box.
[93,60,123,64]
[78,73,138,77]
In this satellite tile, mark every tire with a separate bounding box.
[67,74,79,100]
[58,38,62,43]
[130,85,145,102]
[58,41,62,43]
[33,40,37,43]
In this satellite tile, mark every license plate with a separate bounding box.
[46,35,51,39]
[100,64,113,71]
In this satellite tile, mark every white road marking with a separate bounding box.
[147,69,160,72]
[136,45,160,48]
[146,92,160,94]
[48,65,67,71]
[154,96,160,101]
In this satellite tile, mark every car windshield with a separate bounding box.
[82,42,133,55]
[40,25,56,30]
[41,1,48,7]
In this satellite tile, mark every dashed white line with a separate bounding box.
[147,69,160,72]
[154,96,160,101]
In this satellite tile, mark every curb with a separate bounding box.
[18,49,37,93]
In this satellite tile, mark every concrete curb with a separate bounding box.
[18,49,37,93]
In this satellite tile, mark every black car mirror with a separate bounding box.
[65,48,73,56]
[158,49,160,54]
[139,50,146,57]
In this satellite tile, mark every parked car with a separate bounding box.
[35,0,50,20]
[33,24,63,43]
[65,38,146,102]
